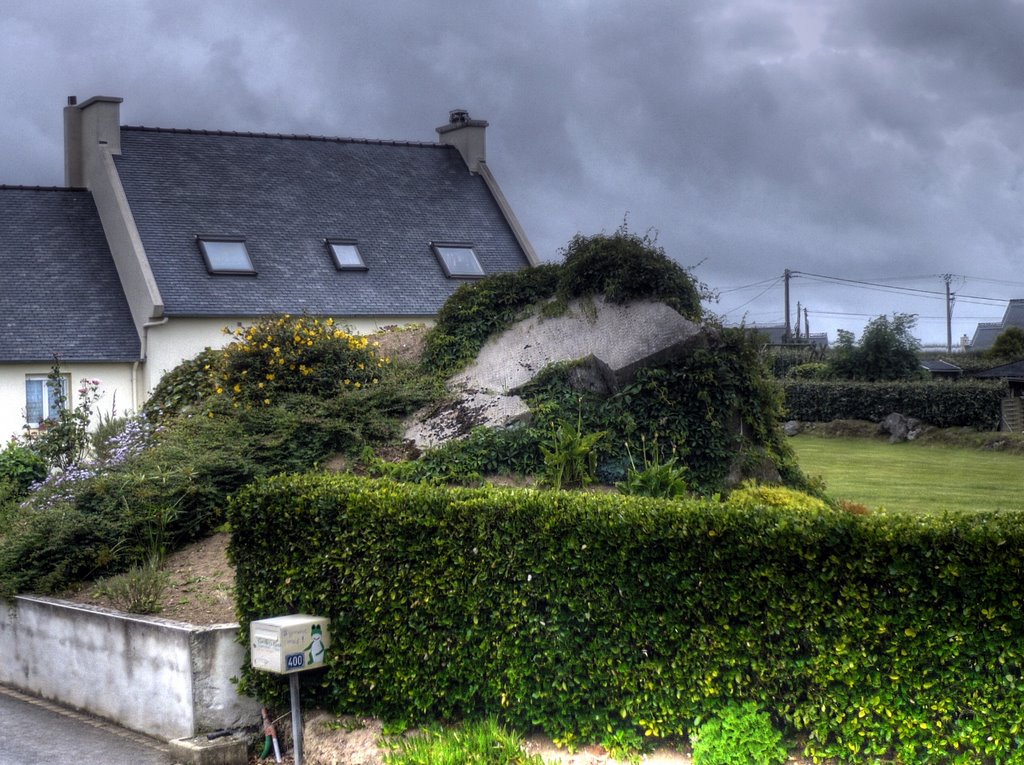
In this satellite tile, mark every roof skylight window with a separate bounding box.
[432,243,484,279]
[197,237,255,274]
[327,240,367,271]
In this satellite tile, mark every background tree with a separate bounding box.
[830,313,922,381]
[988,326,1024,360]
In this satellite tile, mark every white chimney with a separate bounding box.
[435,109,488,173]
[64,95,123,187]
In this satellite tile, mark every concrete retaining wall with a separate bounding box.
[0,595,260,740]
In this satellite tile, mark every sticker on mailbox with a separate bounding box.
[286,652,305,670]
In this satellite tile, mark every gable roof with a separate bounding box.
[113,127,532,318]
[0,186,140,362]
[970,300,1024,351]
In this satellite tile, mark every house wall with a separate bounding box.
[140,315,433,401]
[0,362,135,443]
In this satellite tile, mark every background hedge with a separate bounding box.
[231,474,1024,763]
[781,379,1007,429]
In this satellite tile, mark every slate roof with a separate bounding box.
[974,360,1024,380]
[113,127,531,317]
[970,300,1024,351]
[919,359,962,375]
[0,186,140,362]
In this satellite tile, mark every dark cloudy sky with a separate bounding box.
[3,0,1024,347]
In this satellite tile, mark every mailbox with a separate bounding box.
[250,614,330,675]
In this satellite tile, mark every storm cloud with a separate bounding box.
[2,0,1022,344]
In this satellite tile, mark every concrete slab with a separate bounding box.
[168,734,248,765]
[453,297,703,394]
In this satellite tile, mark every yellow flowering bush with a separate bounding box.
[213,315,389,407]
[724,480,830,513]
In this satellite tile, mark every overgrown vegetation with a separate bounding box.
[421,228,706,377]
[0,316,439,597]
[232,473,1024,764]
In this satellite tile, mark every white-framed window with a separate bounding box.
[326,239,367,271]
[431,242,484,279]
[197,237,256,274]
[25,374,69,427]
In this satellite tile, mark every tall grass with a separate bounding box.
[791,434,1024,513]
[383,719,543,765]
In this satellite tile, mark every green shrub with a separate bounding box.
[785,362,831,380]
[93,562,168,614]
[725,481,829,513]
[0,500,126,596]
[142,348,221,422]
[0,441,47,494]
[213,315,388,407]
[782,379,1005,429]
[557,230,703,320]
[421,265,561,375]
[765,346,825,379]
[691,702,787,765]
[373,425,543,484]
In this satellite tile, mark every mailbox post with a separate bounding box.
[250,615,330,765]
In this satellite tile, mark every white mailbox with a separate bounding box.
[250,614,330,675]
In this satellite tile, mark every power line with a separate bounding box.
[791,270,1009,306]
[717,277,782,295]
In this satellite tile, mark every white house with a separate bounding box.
[0,96,537,440]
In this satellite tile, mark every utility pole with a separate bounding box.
[795,301,802,341]
[804,307,810,340]
[943,274,954,353]
[784,269,791,342]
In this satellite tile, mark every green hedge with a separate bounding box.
[781,379,1007,429]
[230,474,1024,763]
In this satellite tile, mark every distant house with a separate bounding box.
[969,299,1024,352]
[919,359,962,380]
[974,360,1024,432]
[0,96,537,440]
[746,324,829,349]
[973,360,1024,398]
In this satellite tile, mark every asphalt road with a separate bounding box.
[0,685,173,765]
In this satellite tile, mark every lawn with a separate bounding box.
[790,434,1024,514]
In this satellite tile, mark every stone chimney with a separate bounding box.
[436,109,488,173]
[64,95,123,187]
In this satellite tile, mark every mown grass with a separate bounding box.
[791,433,1024,514]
